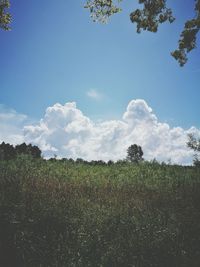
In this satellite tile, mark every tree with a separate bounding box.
[15,143,42,158]
[85,0,200,66]
[107,160,114,165]
[0,0,11,30]
[187,133,200,152]
[28,144,42,158]
[0,141,16,160]
[76,158,84,164]
[0,142,42,160]
[187,133,200,166]
[126,144,143,163]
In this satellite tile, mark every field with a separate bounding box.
[0,155,200,267]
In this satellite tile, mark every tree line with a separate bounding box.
[0,135,199,166]
[0,142,143,163]
[0,142,42,160]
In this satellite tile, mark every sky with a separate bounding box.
[0,0,200,164]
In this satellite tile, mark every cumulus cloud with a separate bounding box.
[0,100,199,164]
[21,99,199,165]
[86,89,103,100]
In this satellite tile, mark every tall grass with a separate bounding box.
[0,155,200,266]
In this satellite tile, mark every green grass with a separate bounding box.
[0,155,200,267]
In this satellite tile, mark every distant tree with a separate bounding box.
[90,160,97,166]
[116,159,127,165]
[15,143,28,155]
[187,133,200,152]
[0,0,11,30]
[85,0,200,66]
[193,155,200,167]
[107,160,114,166]
[15,143,41,158]
[0,142,42,160]
[0,142,16,160]
[187,133,200,166]
[29,144,42,158]
[95,160,106,165]
[76,158,84,164]
[126,144,143,163]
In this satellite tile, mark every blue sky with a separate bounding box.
[0,0,199,163]
[0,0,199,127]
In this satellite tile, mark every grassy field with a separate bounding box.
[0,155,200,267]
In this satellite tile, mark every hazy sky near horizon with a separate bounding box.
[0,0,200,163]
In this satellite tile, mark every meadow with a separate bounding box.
[0,155,200,267]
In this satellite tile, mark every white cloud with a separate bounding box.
[22,99,199,165]
[86,89,103,100]
[0,105,27,144]
[0,100,199,164]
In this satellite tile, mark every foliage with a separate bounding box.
[0,142,42,160]
[0,142,16,160]
[0,0,11,30]
[187,133,200,152]
[1,0,199,66]
[187,133,200,166]
[130,0,175,33]
[171,0,200,66]
[193,155,200,167]
[1,157,200,266]
[126,144,143,163]
[15,143,42,159]
[84,0,122,23]
[85,0,200,66]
